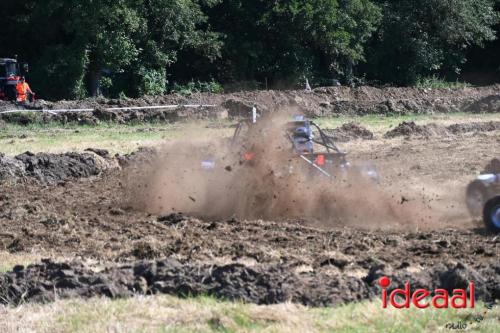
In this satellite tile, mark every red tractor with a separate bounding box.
[0,57,30,101]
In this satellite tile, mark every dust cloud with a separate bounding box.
[124,112,439,230]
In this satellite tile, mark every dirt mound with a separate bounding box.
[464,95,500,113]
[0,107,225,126]
[1,85,499,125]
[0,151,118,184]
[325,122,374,142]
[384,120,500,138]
[0,153,26,181]
[0,258,369,306]
[446,121,500,134]
[0,100,23,113]
[384,121,435,138]
[1,258,497,307]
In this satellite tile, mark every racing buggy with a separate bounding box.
[203,115,378,183]
[196,114,379,219]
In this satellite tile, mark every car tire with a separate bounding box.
[483,196,500,234]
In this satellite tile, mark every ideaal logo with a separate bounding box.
[379,276,475,309]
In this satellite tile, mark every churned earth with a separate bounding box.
[1,85,499,125]
[0,113,498,308]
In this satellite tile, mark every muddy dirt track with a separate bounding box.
[0,117,499,307]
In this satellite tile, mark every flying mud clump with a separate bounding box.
[124,113,435,229]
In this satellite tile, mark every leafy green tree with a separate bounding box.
[136,67,168,96]
[209,0,381,86]
[2,0,499,99]
[132,0,223,96]
[1,0,222,99]
[365,0,500,84]
[9,0,144,98]
[267,0,381,81]
[78,0,144,96]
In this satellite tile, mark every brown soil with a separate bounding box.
[384,122,445,138]
[0,151,117,184]
[0,120,498,306]
[324,122,374,142]
[447,121,500,134]
[1,119,496,185]
[1,255,497,307]
[1,85,499,124]
[384,121,500,138]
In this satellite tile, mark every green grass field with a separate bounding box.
[313,112,500,132]
[1,295,498,333]
[0,251,44,273]
[0,120,235,155]
[1,112,499,156]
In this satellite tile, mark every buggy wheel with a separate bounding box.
[483,196,500,234]
[466,180,487,217]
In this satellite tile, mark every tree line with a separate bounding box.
[0,0,499,100]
